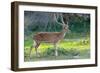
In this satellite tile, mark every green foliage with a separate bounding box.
[24,12,90,38]
[24,38,90,61]
[69,14,90,33]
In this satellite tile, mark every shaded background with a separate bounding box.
[24,11,90,39]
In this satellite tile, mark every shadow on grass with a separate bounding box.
[24,47,90,62]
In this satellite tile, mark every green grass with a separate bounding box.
[24,37,90,62]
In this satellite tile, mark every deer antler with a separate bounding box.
[54,13,70,33]
[60,14,65,25]
[54,13,63,25]
[54,13,68,26]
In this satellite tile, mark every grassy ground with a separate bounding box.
[24,37,90,62]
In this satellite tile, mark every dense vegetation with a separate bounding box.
[24,11,90,62]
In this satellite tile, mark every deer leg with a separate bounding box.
[54,43,58,56]
[35,42,40,57]
[29,45,34,59]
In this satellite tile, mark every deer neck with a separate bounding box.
[60,29,66,38]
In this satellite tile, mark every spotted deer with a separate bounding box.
[29,13,69,58]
